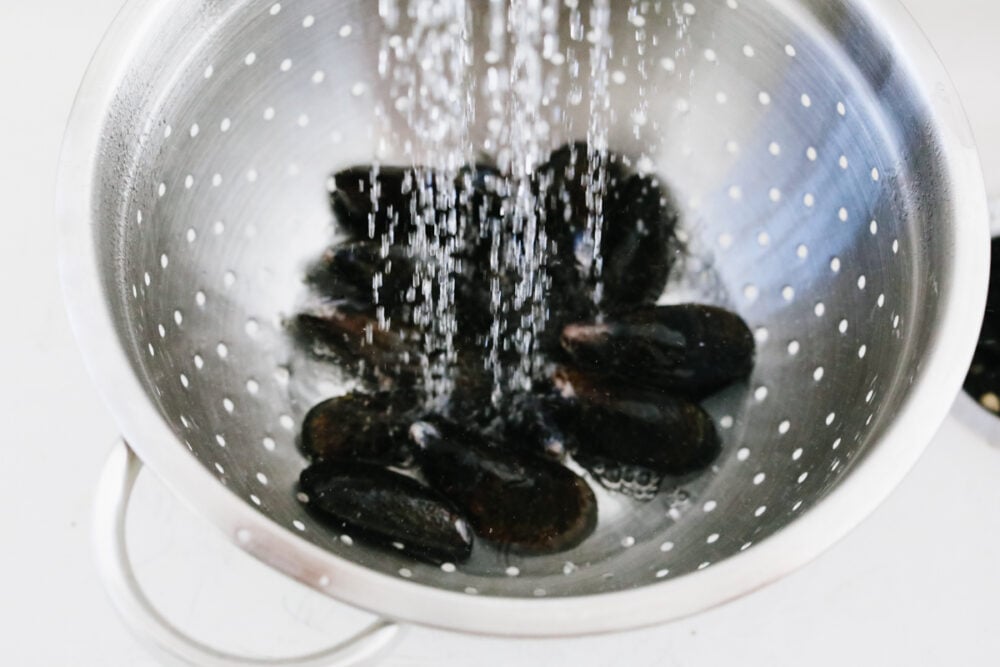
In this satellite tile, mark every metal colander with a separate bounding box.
[59,0,988,661]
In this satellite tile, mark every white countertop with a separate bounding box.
[2,1,999,664]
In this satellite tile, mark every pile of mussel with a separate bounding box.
[291,143,755,564]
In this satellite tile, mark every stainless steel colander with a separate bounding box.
[58,0,989,664]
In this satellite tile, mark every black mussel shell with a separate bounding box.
[305,242,415,310]
[451,272,499,343]
[300,460,473,564]
[536,142,618,342]
[446,356,496,420]
[539,268,599,358]
[305,241,486,339]
[330,166,418,241]
[458,162,505,232]
[538,142,628,235]
[502,391,573,461]
[301,391,419,467]
[601,173,680,307]
[561,303,755,398]
[409,417,597,554]
[554,367,720,475]
[539,143,680,312]
[292,301,422,387]
[326,162,505,343]
[452,164,537,347]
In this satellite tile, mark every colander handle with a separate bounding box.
[92,441,402,667]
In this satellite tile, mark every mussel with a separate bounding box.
[292,301,422,387]
[324,165,503,341]
[561,303,755,398]
[301,391,418,467]
[299,460,473,564]
[539,142,679,311]
[305,240,489,339]
[538,142,627,233]
[409,417,597,554]
[305,242,415,310]
[458,162,505,233]
[600,173,680,306]
[554,367,721,475]
[330,166,417,241]
[501,391,572,461]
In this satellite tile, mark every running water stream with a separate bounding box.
[366,0,691,409]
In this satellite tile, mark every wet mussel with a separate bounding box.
[328,166,419,242]
[561,304,755,398]
[501,391,572,461]
[292,300,423,389]
[300,460,473,564]
[305,242,415,310]
[554,367,722,475]
[410,417,597,554]
[301,391,418,468]
[539,142,681,312]
[552,366,724,500]
[290,142,756,565]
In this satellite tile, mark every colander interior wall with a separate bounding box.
[90,0,951,599]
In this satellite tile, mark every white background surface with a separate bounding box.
[2,1,999,665]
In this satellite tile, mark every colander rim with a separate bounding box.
[56,0,989,637]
